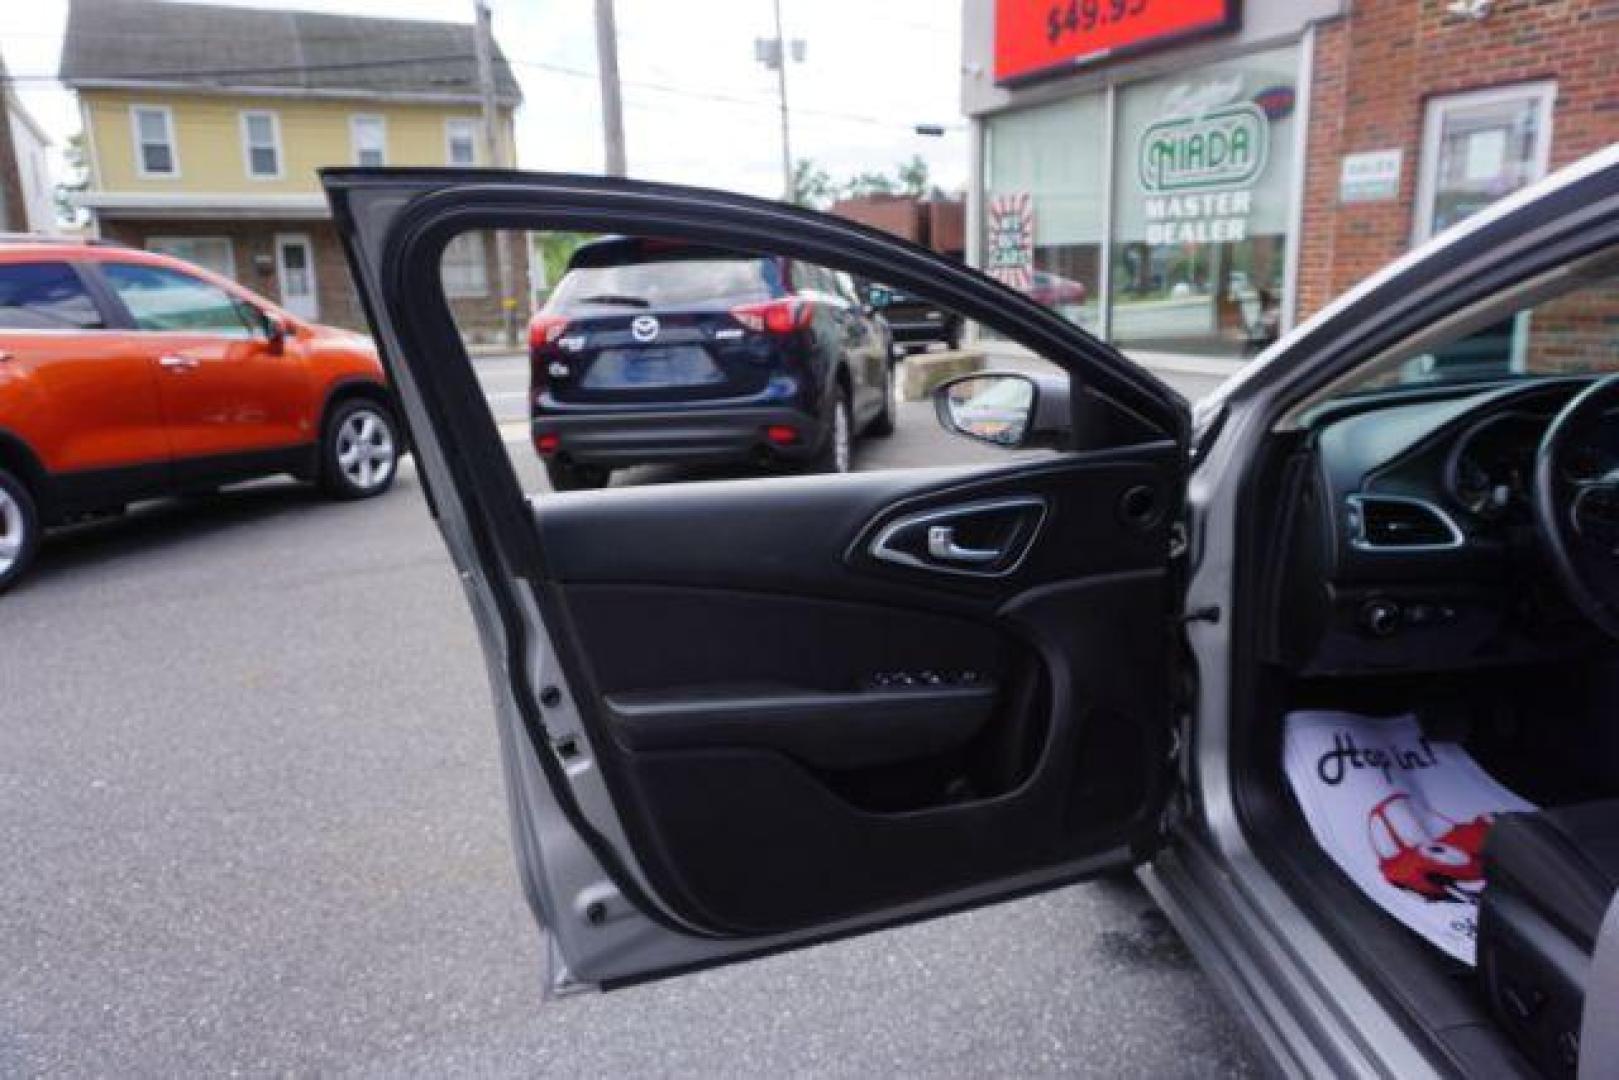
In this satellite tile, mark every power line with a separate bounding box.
[508,57,933,132]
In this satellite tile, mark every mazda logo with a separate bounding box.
[631,315,660,343]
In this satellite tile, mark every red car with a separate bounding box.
[0,238,398,592]
[1023,269,1088,308]
[1367,793,1494,902]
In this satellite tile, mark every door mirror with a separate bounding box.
[263,312,287,355]
[933,371,1072,450]
[864,284,892,310]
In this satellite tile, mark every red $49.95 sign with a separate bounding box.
[993,0,1239,86]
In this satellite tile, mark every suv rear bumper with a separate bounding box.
[533,406,823,468]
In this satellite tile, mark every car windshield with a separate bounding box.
[546,257,780,314]
[1321,262,1619,403]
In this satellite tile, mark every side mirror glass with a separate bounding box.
[932,371,1074,451]
[934,373,1036,448]
[865,284,892,310]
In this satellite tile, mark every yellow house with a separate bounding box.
[61,0,525,336]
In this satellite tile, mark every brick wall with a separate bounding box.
[1297,0,1619,321]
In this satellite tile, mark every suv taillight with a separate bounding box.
[731,299,813,334]
[529,314,569,350]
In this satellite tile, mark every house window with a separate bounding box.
[131,105,177,177]
[240,110,283,179]
[446,118,480,166]
[147,236,237,281]
[351,115,387,167]
[1414,82,1557,243]
[441,232,489,297]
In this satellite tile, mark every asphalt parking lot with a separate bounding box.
[0,354,1257,1077]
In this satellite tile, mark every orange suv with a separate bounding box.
[0,239,398,592]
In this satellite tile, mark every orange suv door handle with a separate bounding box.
[158,355,199,372]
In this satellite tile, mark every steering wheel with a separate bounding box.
[1534,373,1619,640]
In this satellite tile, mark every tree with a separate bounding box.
[530,231,592,295]
[896,154,930,200]
[789,158,836,210]
[842,170,899,200]
[54,132,89,227]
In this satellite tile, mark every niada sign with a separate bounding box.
[1138,103,1269,194]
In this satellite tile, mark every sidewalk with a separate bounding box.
[976,339,1239,402]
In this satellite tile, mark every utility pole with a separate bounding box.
[595,0,627,177]
[472,0,517,345]
[770,0,792,202]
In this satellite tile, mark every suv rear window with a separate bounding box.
[0,262,105,330]
[546,257,780,315]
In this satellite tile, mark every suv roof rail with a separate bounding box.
[0,232,128,248]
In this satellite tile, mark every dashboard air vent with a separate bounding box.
[1350,495,1462,551]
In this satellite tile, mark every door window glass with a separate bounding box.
[1109,44,1300,360]
[1324,264,1619,400]
[279,242,311,296]
[146,236,235,280]
[983,92,1105,332]
[1417,84,1555,242]
[102,263,257,336]
[0,262,105,330]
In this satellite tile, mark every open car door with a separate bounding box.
[323,169,1192,992]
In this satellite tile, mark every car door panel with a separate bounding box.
[146,332,311,460]
[323,169,1189,988]
[539,454,1178,935]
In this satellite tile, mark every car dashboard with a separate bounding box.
[1266,377,1613,675]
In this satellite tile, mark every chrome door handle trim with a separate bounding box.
[926,525,1002,564]
[158,355,198,370]
[866,495,1047,578]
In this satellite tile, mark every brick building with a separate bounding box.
[962,0,1619,367]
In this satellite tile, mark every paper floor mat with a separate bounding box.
[1283,710,1535,965]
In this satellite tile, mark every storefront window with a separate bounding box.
[1109,45,1300,359]
[983,93,1106,332]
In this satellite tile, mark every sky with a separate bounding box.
[0,0,968,204]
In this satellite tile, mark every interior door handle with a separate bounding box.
[926,525,1003,564]
[866,496,1048,577]
[158,355,198,371]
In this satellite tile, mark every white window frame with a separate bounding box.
[129,104,179,179]
[1412,80,1557,245]
[1412,81,1557,373]
[445,118,481,166]
[350,114,387,167]
[239,109,284,181]
[146,235,237,281]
